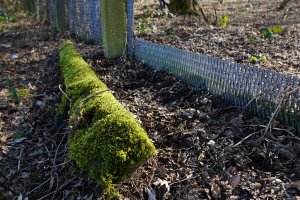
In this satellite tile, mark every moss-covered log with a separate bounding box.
[59,41,156,197]
[100,0,127,58]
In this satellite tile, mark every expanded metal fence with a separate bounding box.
[128,0,300,133]
[46,0,56,27]
[47,0,300,133]
[67,0,102,43]
[134,38,300,130]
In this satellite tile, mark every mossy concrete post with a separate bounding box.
[55,0,67,31]
[100,0,127,58]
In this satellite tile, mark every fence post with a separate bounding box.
[127,0,134,57]
[56,0,67,31]
[100,0,127,58]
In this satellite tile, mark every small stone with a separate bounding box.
[274,178,282,185]
[207,140,216,147]
[201,98,209,104]
[211,183,221,199]
[35,101,45,108]
[198,153,206,161]
[254,182,261,189]
[182,111,193,119]
[11,54,18,59]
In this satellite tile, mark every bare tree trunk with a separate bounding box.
[168,0,208,22]
[277,0,290,11]
[168,0,195,14]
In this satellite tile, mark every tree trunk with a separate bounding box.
[277,0,290,11]
[168,0,196,14]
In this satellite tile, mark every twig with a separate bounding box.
[241,94,262,115]
[263,86,300,137]
[51,129,69,200]
[170,175,200,186]
[74,89,110,114]
[37,191,56,200]
[231,131,261,147]
[58,84,72,107]
[51,173,59,200]
[58,177,77,191]
[241,124,300,141]
[17,148,24,171]
[26,177,52,196]
[145,70,157,86]
[194,0,209,24]
[50,160,71,168]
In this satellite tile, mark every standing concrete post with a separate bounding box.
[56,0,67,31]
[101,0,127,58]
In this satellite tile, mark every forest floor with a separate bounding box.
[1,11,300,200]
[135,0,300,74]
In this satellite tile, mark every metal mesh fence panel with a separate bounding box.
[67,0,102,43]
[46,0,57,28]
[134,38,300,133]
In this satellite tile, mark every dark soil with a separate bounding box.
[0,11,300,200]
[83,47,300,200]
[135,0,300,74]
[0,20,102,199]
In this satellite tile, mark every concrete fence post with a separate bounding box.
[100,0,127,58]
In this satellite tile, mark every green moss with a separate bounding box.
[69,111,156,183]
[68,91,125,128]
[11,133,24,140]
[56,95,69,116]
[59,40,156,198]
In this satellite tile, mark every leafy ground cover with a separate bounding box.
[0,12,300,200]
[135,0,300,74]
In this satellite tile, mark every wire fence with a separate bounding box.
[134,38,300,130]
[47,0,300,133]
[67,0,102,43]
[127,0,300,133]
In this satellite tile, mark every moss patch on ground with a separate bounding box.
[59,40,156,198]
